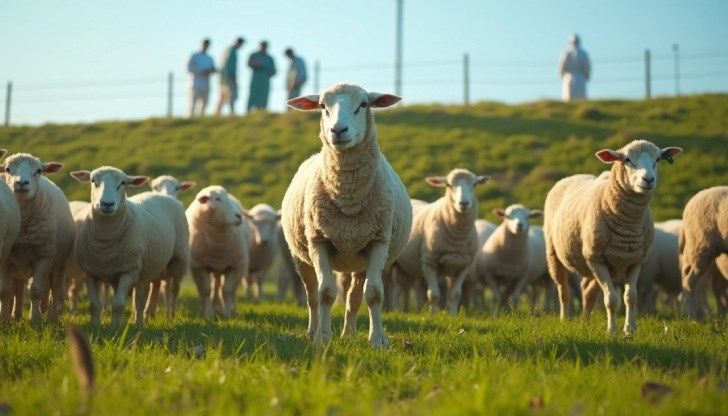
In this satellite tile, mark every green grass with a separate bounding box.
[2,95,728,414]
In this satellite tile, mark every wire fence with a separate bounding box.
[4,49,728,125]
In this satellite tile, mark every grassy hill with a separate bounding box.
[3,94,727,221]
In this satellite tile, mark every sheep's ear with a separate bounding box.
[70,171,92,183]
[197,195,210,204]
[368,93,401,108]
[529,209,544,219]
[425,176,448,187]
[287,94,320,111]
[242,210,254,220]
[126,175,149,187]
[0,149,6,160]
[42,162,64,174]
[660,147,682,164]
[492,208,506,219]
[180,181,196,191]
[595,149,623,164]
[475,175,491,185]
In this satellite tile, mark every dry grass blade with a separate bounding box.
[641,381,673,403]
[66,325,95,394]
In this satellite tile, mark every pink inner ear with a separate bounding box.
[596,150,620,163]
[43,162,64,174]
[287,95,320,111]
[129,176,149,187]
[370,94,402,108]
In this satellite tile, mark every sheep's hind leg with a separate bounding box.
[588,262,619,334]
[341,272,364,340]
[365,242,390,348]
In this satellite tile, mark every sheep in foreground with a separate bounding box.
[1,152,74,323]
[393,169,490,316]
[0,150,20,321]
[242,203,280,302]
[679,186,728,319]
[186,185,250,319]
[71,167,190,327]
[281,83,412,347]
[544,140,681,334]
[474,204,543,313]
[149,175,196,199]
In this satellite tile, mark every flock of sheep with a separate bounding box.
[0,82,726,349]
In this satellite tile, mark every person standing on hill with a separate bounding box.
[246,41,276,113]
[187,38,216,117]
[284,48,307,102]
[215,37,245,116]
[558,34,591,101]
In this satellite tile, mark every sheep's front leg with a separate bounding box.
[421,261,441,316]
[112,272,136,328]
[145,279,161,318]
[86,275,103,326]
[623,265,640,335]
[341,273,364,339]
[447,267,470,316]
[191,267,214,318]
[0,267,13,321]
[133,280,149,327]
[365,242,390,347]
[29,258,52,324]
[681,261,709,321]
[483,271,502,314]
[310,242,336,344]
[587,261,619,334]
[298,262,319,339]
[221,268,243,319]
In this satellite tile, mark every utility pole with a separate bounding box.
[673,44,680,96]
[167,72,173,117]
[395,0,403,97]
[314,60,320,93]
[4,82,11,127]
[645,49,651,100]
[463,53,470,105]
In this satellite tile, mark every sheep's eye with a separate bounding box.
[34,168,42,176]
[93,181,99,188]
[319,103,325,110]
[623,157,632,165]
[116,181,125,190]
[215,197,221,202]
[360,101,367,109]
[175,186,180,191]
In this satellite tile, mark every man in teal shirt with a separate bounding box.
[215,37,244,116]
[247,40,276,113]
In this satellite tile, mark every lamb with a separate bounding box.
[242,203,280,302]
[71,167,190,327]
[186,185,250,319]
[1,152,75,323]
[679,186,728,319]
[474,204,543,313]
[281,82,412,347]
[0,150,21,321]
[393,169,490,316]
[544,140,681,335]
[149,175,196,199]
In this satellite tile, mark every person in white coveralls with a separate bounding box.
[187,38,216,117]
[558,34,591,101]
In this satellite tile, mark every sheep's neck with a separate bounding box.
[601,165,652,232]
[89,202,133,243]
[493,225,529,260]
[321,128,379,216]
[439,196,478,240]
[15,190,49,245]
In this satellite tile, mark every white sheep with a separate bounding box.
[474,204,543,313]
[242,203,280,302]
[0,150,21,321]
[282,82,412,347]
[636,223,681,313]
[459,218,498,310]
[679,186,728,319]
[1,152,75,323]
[65,200,91,314]
[393,169,490,316]
[149,175,196,199]
[71,167,190,327]
[186,185,250,319]
[544,140,681,335]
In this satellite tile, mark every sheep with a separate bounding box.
[636,223,681,314]
[0,150,21,322]
[281,82,412,347]
[65,201,91,314]
[1,152,75,323]
[149,175,196,199]
[275,221,306,306]
[474,204,543,313]
[186,185,250,319]
[544,140,682,335]
[679,186,728,320]
[242,203,280,302]
[714,255,728,314]
[393,169,490,316]
[71,167,190,327]
[459,218,498,310]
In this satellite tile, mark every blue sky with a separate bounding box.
[2,0,727,125]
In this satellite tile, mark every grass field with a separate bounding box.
[1,95,728,414]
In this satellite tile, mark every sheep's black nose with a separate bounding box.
[331,126,348,135]
[100,200,115,209]
[643,176,655,184]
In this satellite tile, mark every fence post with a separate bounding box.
[4,81,11,127]
[167,72,173,117]
[644,49,651,100]
[463,53,470,106]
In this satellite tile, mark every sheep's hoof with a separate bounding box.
[369,332,390,348]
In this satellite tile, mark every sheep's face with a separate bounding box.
[0,153,63,201]
[596,140,682,194]
[493,204,543,235]
[150,175,196,199]
[197,187,243,226]
[249,211,279,246]
[287,83,401,151]
[426,169,490,214]
[70,167,148,216]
